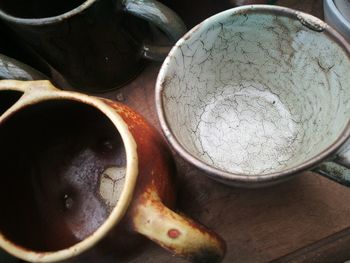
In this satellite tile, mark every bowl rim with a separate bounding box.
[155,4,350,186]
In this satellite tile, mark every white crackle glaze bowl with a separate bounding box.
[156,5,350,187]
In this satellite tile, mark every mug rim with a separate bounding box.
[155,5,350,186]
[0,80,139,262]
[0,0,96,25]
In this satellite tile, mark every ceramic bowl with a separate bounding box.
[156,5,350,187]
[324,0,350,42]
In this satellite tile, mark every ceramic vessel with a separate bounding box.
[156,5,350,188]
[0,0,186,92]
[0,80,225,262]
[324,0,350,42]
[0,53,46,80]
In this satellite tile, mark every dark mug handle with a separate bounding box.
[122,0,186,61]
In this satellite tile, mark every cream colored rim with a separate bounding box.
[0,80,138,262]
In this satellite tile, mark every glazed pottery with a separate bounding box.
[0,80,225,262]
[324,0,350,42]
[0,0,186,92]
[0,53,46,80]
[156,5,350,187]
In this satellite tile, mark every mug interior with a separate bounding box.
[0,0,86,18]
[0,99,127,252]
[0,90,23,115]
[159,7,350,176]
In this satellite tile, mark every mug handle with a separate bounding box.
[132,191,226,263]
[122,0,187,61]
[313,142,350,186]
[0,80,57,122]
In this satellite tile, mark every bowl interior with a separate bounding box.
[159,8,350,176]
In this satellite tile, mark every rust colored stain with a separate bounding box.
[167,229,181,239]
[101,99,177,208]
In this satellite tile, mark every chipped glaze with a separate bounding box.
[99,166,126,209]
[156,5,350,187]
[0,80,225,262]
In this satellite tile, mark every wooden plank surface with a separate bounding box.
[4,0,350,262]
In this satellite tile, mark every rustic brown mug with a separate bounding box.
[0,80,225,262]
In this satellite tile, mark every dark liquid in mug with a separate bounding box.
[0,0,85,18]
[0,100,126,251]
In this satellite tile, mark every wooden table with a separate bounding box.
[3,0,350,262]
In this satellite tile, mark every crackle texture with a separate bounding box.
[161,10,350,175]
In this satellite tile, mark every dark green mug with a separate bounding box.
[0,0,186,92]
